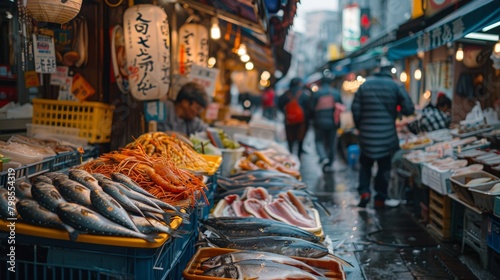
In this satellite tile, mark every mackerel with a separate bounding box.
[69,169,103,191]
[90,189,140,232]
[31,182,67,212]
[14,178,32,199]
[57,179,93,208]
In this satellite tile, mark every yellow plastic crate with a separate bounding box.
[32,98,115,143]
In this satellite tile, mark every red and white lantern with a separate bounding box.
[178,23,209,76]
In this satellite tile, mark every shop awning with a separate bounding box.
[349,47,384,72]
[387,0,500,60]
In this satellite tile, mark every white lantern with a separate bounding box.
[178,23,209,76]
[26,0,82,25]
[124,4,171,101]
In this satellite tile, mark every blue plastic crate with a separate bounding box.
[488,215,500,254]
[197,181,216,220]
[0,158,52,186]
[51,150,80,172]
[0,214,199,280]
[81,145,100,162]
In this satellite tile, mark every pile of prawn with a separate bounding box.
[78,144,207,205]
[125,132,215,173]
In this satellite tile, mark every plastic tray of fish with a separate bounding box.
[450,171,500,206]
[183,247,346,280]
[212,199,324,237]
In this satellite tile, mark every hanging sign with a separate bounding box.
[189,64,219,98]
[178,23,209,76]
[124,4,170,101]
[33,34,57,73]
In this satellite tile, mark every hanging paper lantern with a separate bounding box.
[178,23,209,76]
[124,4,170,101]
[26,0,82,25]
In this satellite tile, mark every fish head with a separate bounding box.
[203,264,239,278]
[200,255,226,270]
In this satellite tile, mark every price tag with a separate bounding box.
[189,64,219,98]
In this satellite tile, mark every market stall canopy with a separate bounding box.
[387,0,500,60]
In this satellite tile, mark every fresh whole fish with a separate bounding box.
[16,199,78,241]
[14,178,32,199]
[219,181,307,191]
[0,188,17,218]
[203,259,329,280]
[218,177,307,190]
[31,182,67,212]
[57,179,93,208]
[90,189,140,232]
[104,180,162,211]
[43,172,69,187]
[200,250,325,276]
[111,173,156,198]
[33,175,53,185]
[57,202,158,242]
[228,169,297,181]
[69,169,103,191]
[130,215,186,237]
[200,217,320,243]
[100,182,147,218]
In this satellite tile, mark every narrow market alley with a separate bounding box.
[296,128,498,279]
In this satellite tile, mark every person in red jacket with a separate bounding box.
[261,85,276,120]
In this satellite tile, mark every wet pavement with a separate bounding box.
[297,128,498,280]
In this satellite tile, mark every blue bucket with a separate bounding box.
[347,144,360,168]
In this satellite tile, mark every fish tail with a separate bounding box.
[64,225,79,241]
[327,253,354,268]
[201,224,232,243]
[144,234,160,243]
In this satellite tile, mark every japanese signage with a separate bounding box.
[190,64,219,98]
[33,34,56,73]
[124,4,170,101]
[179,23,209,76]
[416,17,464,53]
[342,4,361,52]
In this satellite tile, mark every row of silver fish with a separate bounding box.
[3,169,188,242]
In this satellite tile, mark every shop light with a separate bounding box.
[311,85,319,92]
[237,44,247,56]
[414,68,422,80]
[391,67,397,74]
[240,54,250,63]
[245,61,254,70]
[261,71,271,80]
[274,70,283,79]
[483,21,500,32]
[455,44,464,61]
[417,51,425,59]
[210,17,221,40]
[495,41,500,54]
[207,57,216,68]
[464,33,500,42]
[400,71,407,83]
[423,90,431,99]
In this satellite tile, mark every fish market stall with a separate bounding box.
[0,131,222,279]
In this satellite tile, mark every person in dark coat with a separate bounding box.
[351,64,415,208]
[309,76,342,171]
[278,77,310,159]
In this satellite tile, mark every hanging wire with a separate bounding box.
[104,0,124,8]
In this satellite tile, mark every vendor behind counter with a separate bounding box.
[407,94,452,134]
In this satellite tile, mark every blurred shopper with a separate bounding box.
[309,76,343,171]
[407,93,451,134]
[278,77,310,159]
[261,85,276,120]
[158,82,208,136]
[351,63,415,209]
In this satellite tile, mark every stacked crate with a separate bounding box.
[427,189,453,240]
[462,208,489,269]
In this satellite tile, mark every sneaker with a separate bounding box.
[357,193,370,208]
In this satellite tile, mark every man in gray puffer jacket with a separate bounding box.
[351,65,415,209]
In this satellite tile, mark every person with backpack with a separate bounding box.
[278,77,310,159]
[309,76,343,172]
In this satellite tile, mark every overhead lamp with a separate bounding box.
[245,61,254,70]
[400,71,408,83]
[261,71,271,80]
[495,41,500,54]
[237,44,247,56]
[208,57,216,68]
[423,90,431,99]
[391,67,397,74]
[456,44,464,61]
[240,54,250,63]
[210,17,221,40]
[483,21,500,32]
[414,68,422,80]
[417,50,425,59]
[464,32,500,41]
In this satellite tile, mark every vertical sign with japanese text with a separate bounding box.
[124,4,170,101]
[33,34,56,73]
[179,23,209,76]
